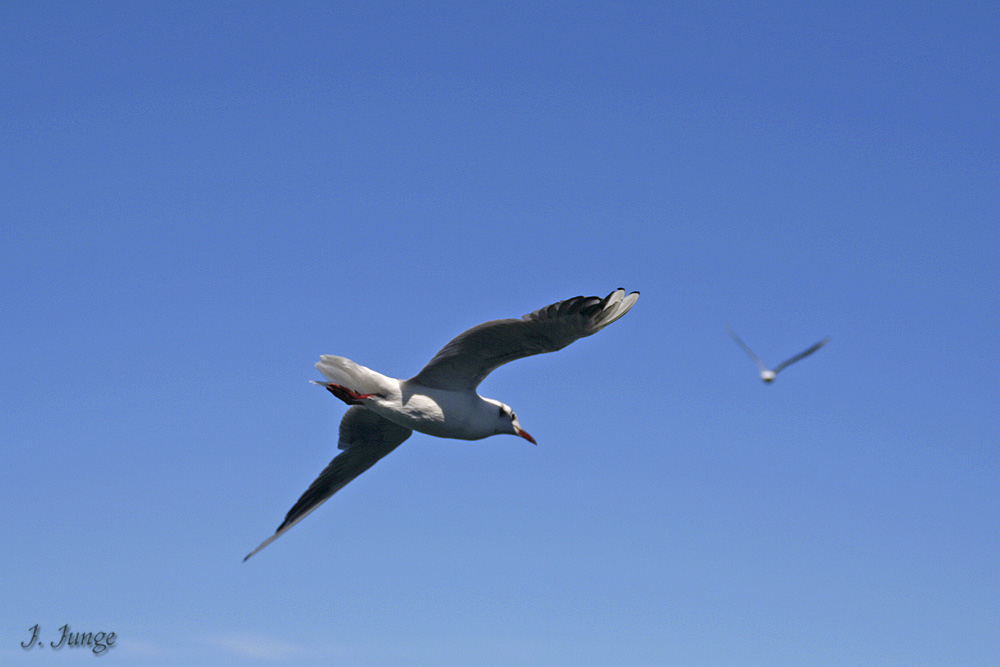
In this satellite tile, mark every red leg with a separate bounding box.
[324,383,381,405]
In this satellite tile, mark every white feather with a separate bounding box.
[314,355,388,396]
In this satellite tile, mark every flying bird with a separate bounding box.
[726,326,829,383]
[245,288,640,560]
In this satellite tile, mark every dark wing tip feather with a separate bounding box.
[523,289,627,324]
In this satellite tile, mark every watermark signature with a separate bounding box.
[21,624,116,655]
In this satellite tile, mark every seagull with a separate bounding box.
[726,326,829,383]
[244,288,639,560]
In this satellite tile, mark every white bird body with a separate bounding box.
[245,288,639,560]
[312,358,515,440]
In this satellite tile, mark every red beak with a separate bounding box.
[518,429,537,445]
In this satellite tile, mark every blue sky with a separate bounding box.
[3,1,998,665]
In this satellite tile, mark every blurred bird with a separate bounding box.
[726,326,829,383]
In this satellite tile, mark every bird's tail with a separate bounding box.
[314,355,387,396]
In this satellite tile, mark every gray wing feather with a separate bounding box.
[244,407,411,561]
[409,289,639,391]
[773,337,830,374]
[726,325,768,372]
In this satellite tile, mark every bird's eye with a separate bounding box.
[511,412,517,421]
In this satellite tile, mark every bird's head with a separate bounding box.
[488,399,536,444]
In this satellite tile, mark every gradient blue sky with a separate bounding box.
[3,1,998,665]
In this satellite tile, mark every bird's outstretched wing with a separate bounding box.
[244,407,411,561]
[726,325,768,372]
[409,288,639,391]
[773,337,830,374]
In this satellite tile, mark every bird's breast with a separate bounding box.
[372,387,491,440]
